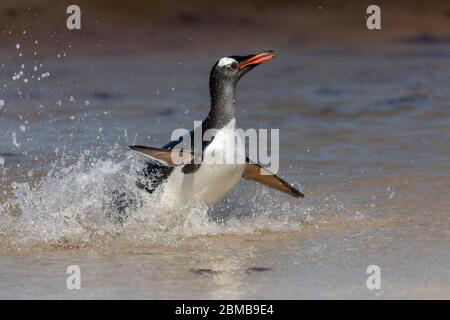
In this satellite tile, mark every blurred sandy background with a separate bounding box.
[1,0,450,55]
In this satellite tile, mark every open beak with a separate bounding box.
[239,50,275,70]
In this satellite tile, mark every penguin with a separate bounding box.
[128,50,304,211]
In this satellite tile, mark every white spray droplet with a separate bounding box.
[11,132,20,148]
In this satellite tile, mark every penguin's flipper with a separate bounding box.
[243,161,304,198]
[129,145,193,167]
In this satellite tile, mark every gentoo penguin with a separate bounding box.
[129,50,304,210]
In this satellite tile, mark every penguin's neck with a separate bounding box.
[206,81,236,129]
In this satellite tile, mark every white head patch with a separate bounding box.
[217,57,236,67]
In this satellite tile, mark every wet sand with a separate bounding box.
[2,212,450,299]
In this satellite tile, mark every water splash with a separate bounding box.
[0,153,308,253]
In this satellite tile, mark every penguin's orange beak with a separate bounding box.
[239,51,275,70]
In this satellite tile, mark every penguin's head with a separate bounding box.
[210,50,275,87]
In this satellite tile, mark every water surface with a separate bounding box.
[1,42,450,298]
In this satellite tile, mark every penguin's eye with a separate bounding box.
[229,61,238,70]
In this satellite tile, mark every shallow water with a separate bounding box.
[1,42,450,298]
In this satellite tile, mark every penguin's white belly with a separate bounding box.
[159,120,245,208]
[161,163,244,207]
